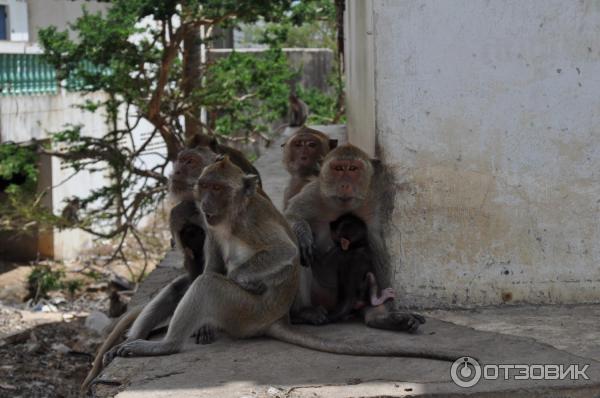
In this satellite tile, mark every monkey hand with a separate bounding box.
[237,280,267,295]
[194,325,216,345]
[292,220,315,267]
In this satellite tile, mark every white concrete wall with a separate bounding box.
[344,0,376,156]
[0,0,108,53]
[0,92,107,142]
[1,92,165,259]
[346,0,600,307]
[27,0,108,43]
[0,92,110,259]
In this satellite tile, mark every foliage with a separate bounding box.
[64,279,85,297]
[27,265,66,302]
[0,143,38,186]
[27,264,84,302]
[239,0,336,49]
[203,49,295,140]
[0,144,59,234]
[298,75,346,125]
[238,0,345,125]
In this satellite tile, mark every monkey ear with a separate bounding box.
[242,175,259,197]
[329,139,338,150]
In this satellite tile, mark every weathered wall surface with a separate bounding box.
[346,0,600,307]
[0,93,108,143]
[0,92,110,260]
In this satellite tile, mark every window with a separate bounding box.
[0,5,7,40]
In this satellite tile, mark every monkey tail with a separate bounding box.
[266,320,461,362]
[80,306,143,394]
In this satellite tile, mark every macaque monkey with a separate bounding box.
[281,126,338,209]
[285,144,425,331]
[187,133,262,187]
[82,145,260,393]
[106,157,461,362]
[169,147,217,278]
[289,92,309,127]
[319,214,395,323]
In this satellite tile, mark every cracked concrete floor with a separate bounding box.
[93,126,600,397]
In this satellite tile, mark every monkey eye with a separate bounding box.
[308,142,317,148]
[333,165,345,171]
[211,184,222,191]
[348,165,358,171]
[198,182,210,190]
[294,141,303,147]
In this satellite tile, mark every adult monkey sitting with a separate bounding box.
[281,126,338,209]
[285,144,425,331]
[81,146,217,393]
[81,145,261,393]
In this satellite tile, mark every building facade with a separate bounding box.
[0,0,123,261]
[345,0,600,307]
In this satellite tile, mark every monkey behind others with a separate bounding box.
[281,126,338,209]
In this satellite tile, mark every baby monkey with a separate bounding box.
[325,213,396,323]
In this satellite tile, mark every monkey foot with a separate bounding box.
[102,346,120,367]
[194,325,217,345]
[291,306,329,325]
[393,312,426,333]
[115,339,178,357]
[366,311,426,333]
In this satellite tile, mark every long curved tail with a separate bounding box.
[266,320,461,362]
[80,306,143,394]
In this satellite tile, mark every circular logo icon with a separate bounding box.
[450,356,482,388]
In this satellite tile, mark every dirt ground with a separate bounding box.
[0,260,152,398]
[0,318,101,398]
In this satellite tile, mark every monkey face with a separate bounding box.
[195,179,232,226]
[194,157,258,227]
[169,149,216,201]
[321,159,370,207]
[283,128,337,177]
[286,135,323,173]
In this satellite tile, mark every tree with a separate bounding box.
[13,0,340,279]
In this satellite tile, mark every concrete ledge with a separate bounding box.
[94,268,600,397]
